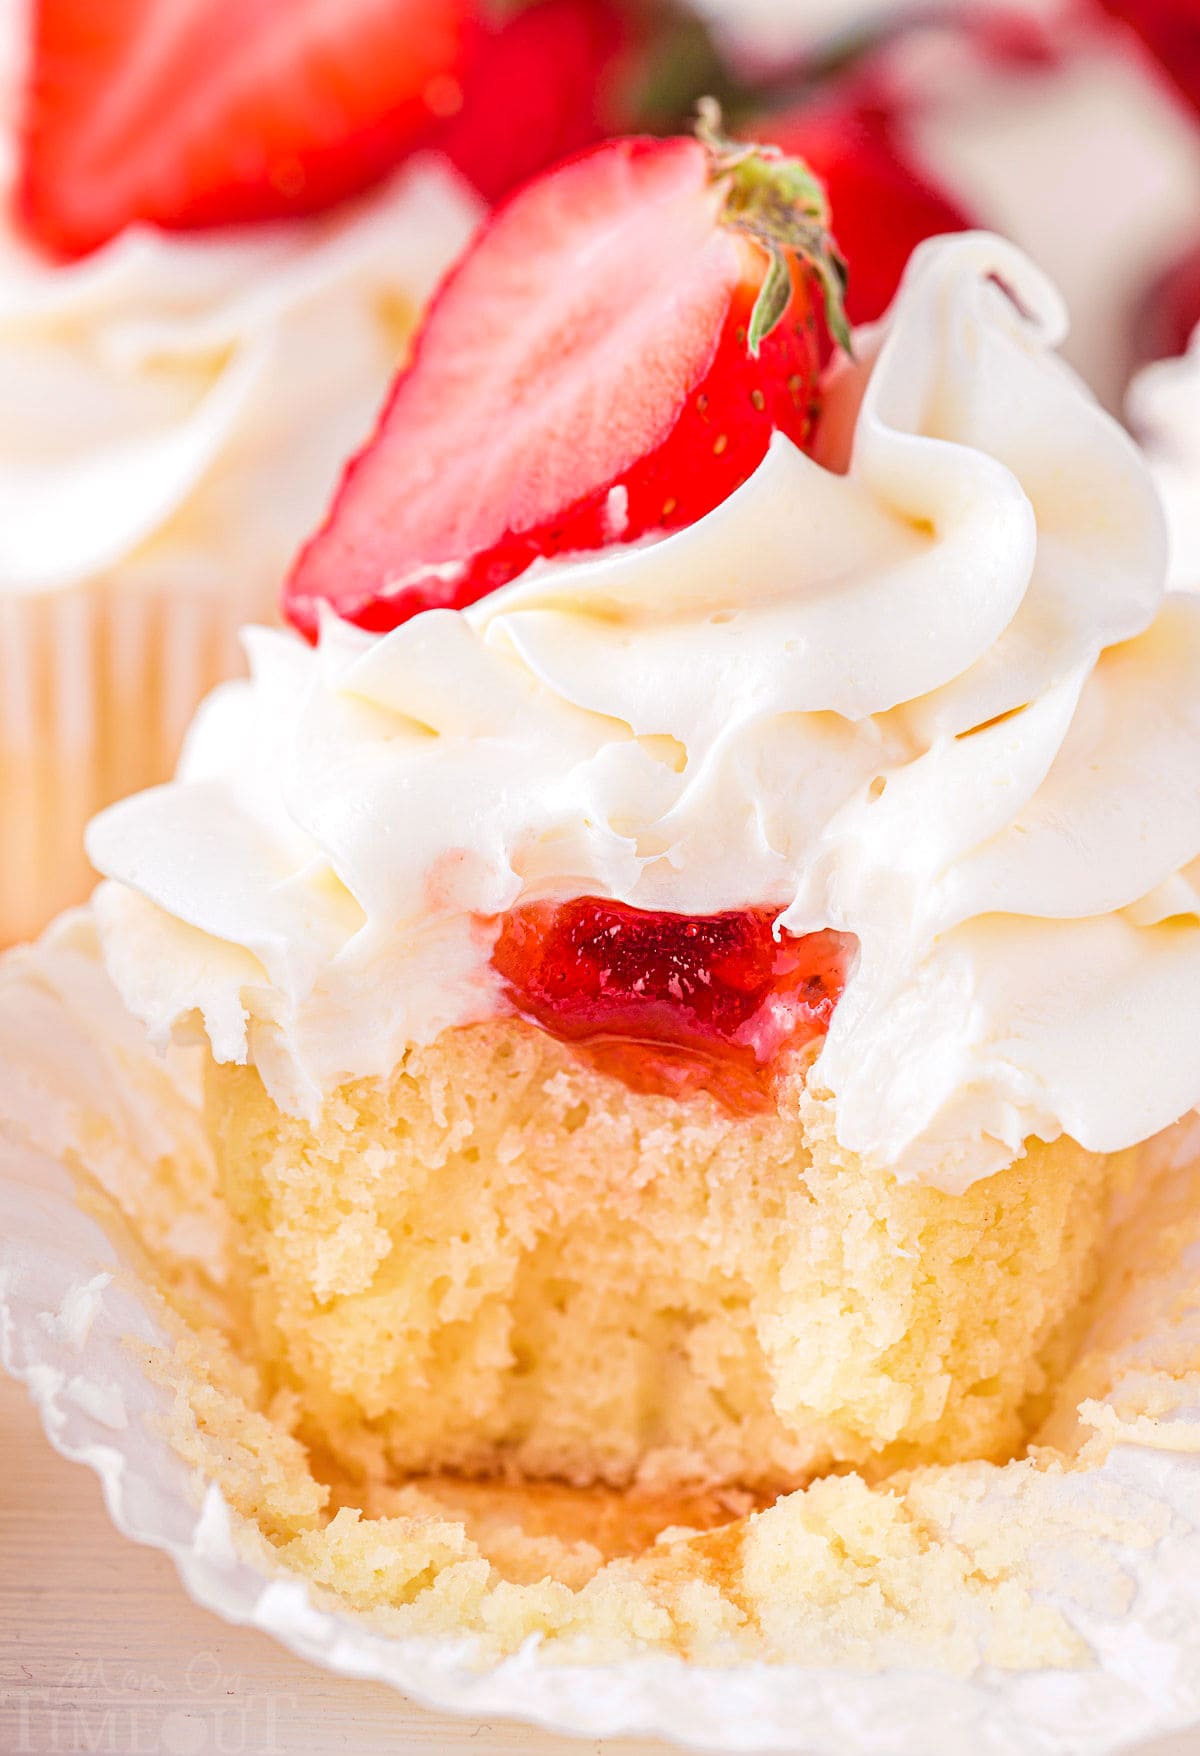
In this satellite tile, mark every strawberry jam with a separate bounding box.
[491,898,852,1114]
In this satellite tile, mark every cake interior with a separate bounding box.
[206,1016,1128,1503]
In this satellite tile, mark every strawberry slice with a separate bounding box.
[17,0,472,259]
[756,96,973,326]
[285,109,849,638]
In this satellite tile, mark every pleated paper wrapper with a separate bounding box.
[0,579,253,947]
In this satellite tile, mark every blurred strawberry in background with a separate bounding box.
[746,93,972,326]
[1138,239,1200,367]
[427,0,646,203]
[15,0,699,258]
[1096,0,1200,119]
[17,0,476,255]
[1100,1,1200,372]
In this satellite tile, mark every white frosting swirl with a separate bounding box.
[0,5,481,601]
[88,234,1200,1189]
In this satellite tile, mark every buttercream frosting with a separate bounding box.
[87,234,1200,1189]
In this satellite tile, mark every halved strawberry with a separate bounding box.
[17,0,473,259]
[755,95,973,325]
[285,110,849,638]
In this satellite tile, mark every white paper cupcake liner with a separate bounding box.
[0,579,251,948]
[4,909,1200,1754]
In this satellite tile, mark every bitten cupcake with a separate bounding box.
[0,0,482,945]
[85,113,1200,1561]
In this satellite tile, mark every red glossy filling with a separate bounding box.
[491,898,853,1114]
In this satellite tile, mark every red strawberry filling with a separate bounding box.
[492,898,852,1114]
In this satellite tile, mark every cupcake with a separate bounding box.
[84,117,1200,1539]
[0,0,489,946]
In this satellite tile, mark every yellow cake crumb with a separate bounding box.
[206,1020,1124,1495]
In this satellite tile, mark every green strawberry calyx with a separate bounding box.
[697,96,852,358]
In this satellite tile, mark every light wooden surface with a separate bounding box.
[1,1367,1198,1756]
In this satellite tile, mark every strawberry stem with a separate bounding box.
[696,97,852,358]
